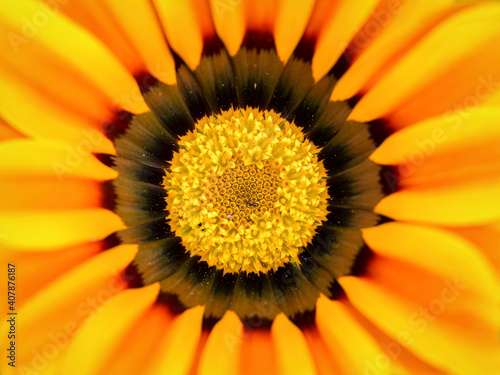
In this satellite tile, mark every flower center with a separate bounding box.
[164,108,329,273]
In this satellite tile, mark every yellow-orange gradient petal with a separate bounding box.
[272,314,316,375]
[312,0,380,81]
[0,73,116,154]
[274,0,315,62]
[0,116,24,141]
[239,329,279,375]
[102,0,176,84]
[198,312,243,375]
[99,304,172,375]
[332,0,454,101]
[0,139,116,180]
[61,284,159,375]
[0,0,148,115]
[372,107,500,226]
[209,0,245,56]
[0,209,124,250]
[349,2,500,126]
[0,242,104,304]
[316,297,410,375]
[0,245,137,372]
[153,0,216,71]
[339,222,500,375]
[143,306,204,375]
[450,222,500,284]
[0,177,103,211]
[339,300,446,375]
[54,0,176,84]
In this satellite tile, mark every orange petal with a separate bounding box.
[102,0,176,84]
[0,0,148,115]
[272,314,316,375]
[0,138,116,179]
[0,73,116,153]
[339,222,500,374]
[239,329,279,375]
[153,0,216,70]
[0,242,104,304]
[302,327,343,375]
[450,222,500,281]
[372,107,500,226]
[198,311,243,375]
[98,304,172,375]
[0,245,137,367]
[144,306,204,375]
[0,177,103,211]
[0,116,24,141]
[0,209,124,250]
[61,284,160,375]
[317,297,412,375]
[274,0,315,62]
[209,0,246,56]
[332,0,455,101]
[57,0,176,83]
[312,0,380,81]
[349,2,500,126]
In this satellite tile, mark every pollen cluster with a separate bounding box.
[164,108,328,273]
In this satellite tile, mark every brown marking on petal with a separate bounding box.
[101,110,134,140]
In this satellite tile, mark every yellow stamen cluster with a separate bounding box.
[164,108,328,273]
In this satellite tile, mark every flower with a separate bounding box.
[1,0,500,374]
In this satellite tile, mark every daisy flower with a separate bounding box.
[1,0,499,374]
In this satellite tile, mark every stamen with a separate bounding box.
[164,108,329,273]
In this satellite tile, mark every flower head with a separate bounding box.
[1,1,500,374]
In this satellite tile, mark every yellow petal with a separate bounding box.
[145,306,204,375]
[312,0,380,81]
[153,0,215,71]
[209,0,245,56]
[0,242,103,305]
[272,314,316,375]
[0,245,136,367]
[0,209,124,250]
[332,0,454,101]
[349,2,500,124]
[317,297,411,375]
[0,138,115,180]
[62,284,159,375]
[0,0,148,114]
[0,75,116,154]
[372,108,500,226]
[340,222,500,374]
[275,0,315,62]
